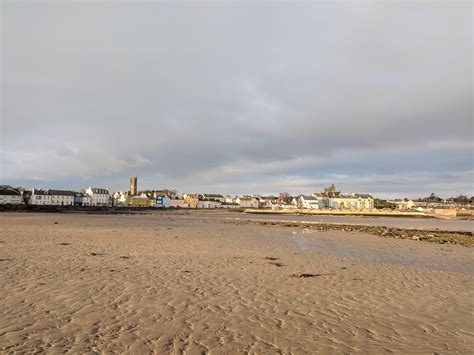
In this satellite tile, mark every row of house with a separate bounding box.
[29,187,110,206]
[113,192,246,209]
[297,193,374,210]
[388,197,473,212]
[0,186,111,206]
[111,188,374,211]
[0,183,374,211]
[387,199,415,211]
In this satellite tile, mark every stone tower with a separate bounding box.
[130,176,137,196]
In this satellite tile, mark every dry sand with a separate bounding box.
[0,212,473,353]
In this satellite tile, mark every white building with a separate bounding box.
[85,187,110,206]
[113,191,128,206]
[82,195,92,206]
[329,194,374,210]
[352,194,374,210]
[237,197,259,209]
[0,186,22,204]
[202,194,225,203]
[258,197,277,209]
[224,195,234,203]
[197,200,221,209]
[49,190,75,206]
[388,199,414,211]
[29,188,52,205]
[297,195,320,209]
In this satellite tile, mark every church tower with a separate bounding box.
[130,176,137,196]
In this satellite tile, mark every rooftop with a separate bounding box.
[0,188,21,196]
[49,190,75,196]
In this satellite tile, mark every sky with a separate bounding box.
[1,1,473,199]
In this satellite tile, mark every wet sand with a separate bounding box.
[0,213,473,353]
[218,211,474,232]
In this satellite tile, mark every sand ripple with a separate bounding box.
[0,213,473,353]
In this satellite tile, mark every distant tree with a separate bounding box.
[279,192,290,199]
[420,193,442,202]
[453,195,469,204]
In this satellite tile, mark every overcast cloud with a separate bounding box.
[1,1,472,198]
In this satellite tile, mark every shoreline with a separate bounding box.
[3,209,472,245]
[243,208,474,220]
[1,204,473,220]
[223,218,473,246]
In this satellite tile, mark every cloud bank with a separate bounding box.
[1,1,472,198]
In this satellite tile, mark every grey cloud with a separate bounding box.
[1,1,472,197]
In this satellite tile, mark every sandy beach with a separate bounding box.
[1,212,473,353]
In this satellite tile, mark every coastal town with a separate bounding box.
[2,1,472,353]
[1,176,472,215]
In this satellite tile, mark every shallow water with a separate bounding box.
[218,213,474,232]
[289,231,474,274]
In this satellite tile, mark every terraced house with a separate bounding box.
[0,186,22,205]
[156,194,171,208]
[329,194,373,210]
[313,185,374,211]
[74,192,92,206]
[352,194,374,210]
[85,187,110,206]
[49,190,75,206]
[197,199,221,209]
[237,196,259,209]
[183,194,199,208]
[297,195,321,209]
[29,188,52,205]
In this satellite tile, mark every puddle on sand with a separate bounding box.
[289,233,473,274]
